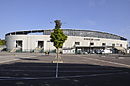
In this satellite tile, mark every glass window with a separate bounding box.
[75,42,80,45]
[102,43,106,46]
[112,44,115,47]
[90,42,94,45]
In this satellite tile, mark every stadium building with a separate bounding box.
[5,29,128,54]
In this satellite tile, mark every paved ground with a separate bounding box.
[0,52,43,64]
[0,53,130,86]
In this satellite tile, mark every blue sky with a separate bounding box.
[0,0,130,41]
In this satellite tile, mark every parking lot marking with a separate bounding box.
[0,59,19,64]
[118,57,124,59]
[82,57,130,68]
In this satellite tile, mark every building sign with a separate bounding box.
[84,38,100,41]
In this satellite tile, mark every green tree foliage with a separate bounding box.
[50,20,67,58]
[0,39,5,45]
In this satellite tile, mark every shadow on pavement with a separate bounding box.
[0,62,130,86]
[19,58,39,60]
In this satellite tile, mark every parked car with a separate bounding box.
[102,49,112,54]
[95,50,102,54]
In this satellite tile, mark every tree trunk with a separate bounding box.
[57,48,59,59]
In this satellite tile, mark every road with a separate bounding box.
[61,54,130,68]
[1,52,130,68]
[0,52,43,64]
[0,53,130,86]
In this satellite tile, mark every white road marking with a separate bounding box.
[0,59,19,64]
[118,57,124,59]
[82,57,130,68]
[101,56,106,57]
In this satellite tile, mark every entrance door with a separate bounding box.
[16,40,22,52]
[38,41,44,48]
[16,40,22,48]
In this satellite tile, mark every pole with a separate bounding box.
[55,48,59,78]
[56,60,58,78]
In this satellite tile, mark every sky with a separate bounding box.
[0,0,130,41]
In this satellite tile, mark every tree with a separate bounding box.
[50,20,67,59]
[0,39,5,45]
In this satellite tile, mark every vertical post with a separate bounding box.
[56,61,58,78]
[56,48,59,78]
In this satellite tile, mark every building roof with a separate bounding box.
[5,29,127,41]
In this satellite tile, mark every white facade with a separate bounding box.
[5,34,128,54]
[6,35,54,52]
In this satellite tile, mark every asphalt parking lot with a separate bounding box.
[0,52,130,86]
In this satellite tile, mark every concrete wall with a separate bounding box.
[64,36,128,48]
[5,35,128,52]
[5,35,55,52]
